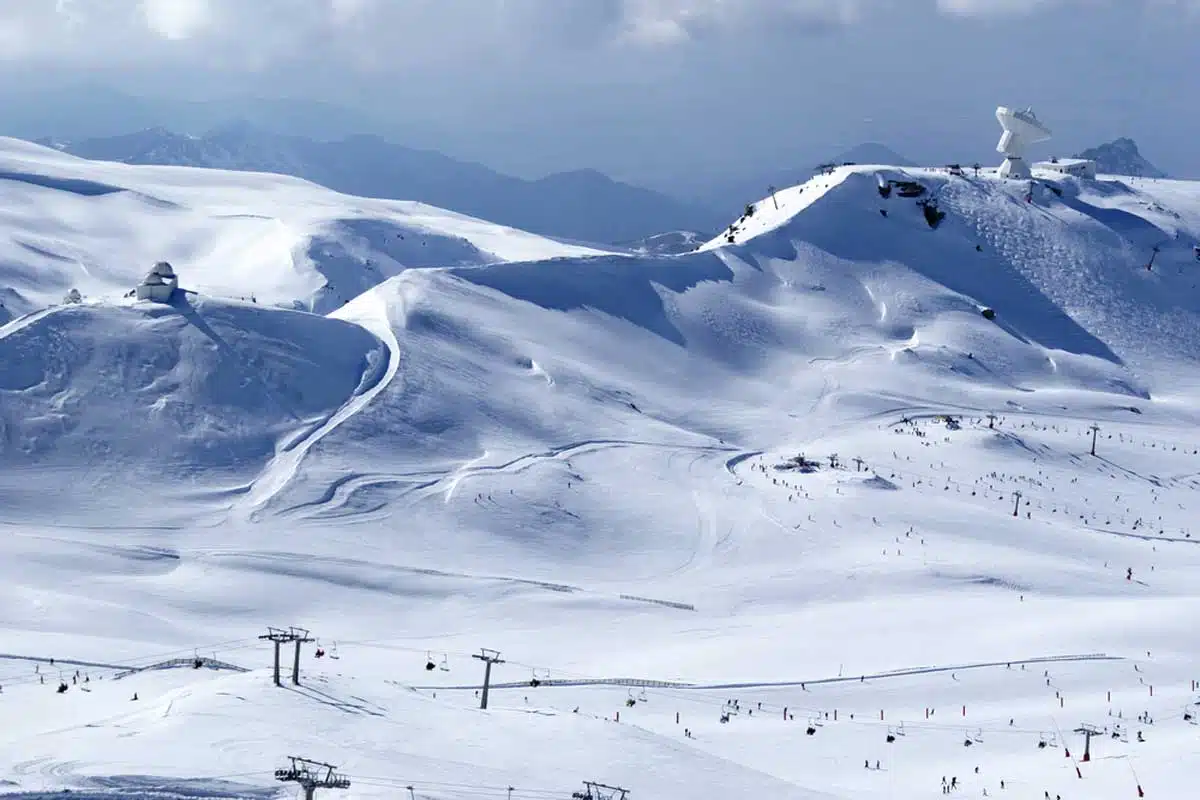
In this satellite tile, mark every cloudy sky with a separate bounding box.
[0,0,1196,197]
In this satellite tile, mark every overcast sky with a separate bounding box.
[0,0,1196,196]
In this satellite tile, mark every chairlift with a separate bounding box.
[314,642,326,659]
[439,654,449,672]
[425,652,436,671]
[329,642,340,660]
[806,725,817,735]
[530,668,549,688]
[972,728,984,743]
[57,682,69,694]
[637,688,648,703]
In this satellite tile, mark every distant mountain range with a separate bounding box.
[1074,138,1167,179]
[42,125,725,245]
[828,143,916,168]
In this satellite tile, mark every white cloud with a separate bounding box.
[141,0,211,40]
[0,0,1191,68]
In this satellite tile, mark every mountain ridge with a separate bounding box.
[48,126,725,244]
[1074,137,1167,178]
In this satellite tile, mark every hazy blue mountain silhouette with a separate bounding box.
[56,125,725,244]
[1074,138,1167,179]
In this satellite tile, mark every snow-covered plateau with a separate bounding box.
[1,139,1199,799]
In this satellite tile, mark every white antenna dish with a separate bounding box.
[995,106,1051,180]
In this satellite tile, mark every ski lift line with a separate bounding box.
[407,652,1119,695]
[351,775,565,797]
[0,638,266,690]
[0,636,262,672]
[399,654,1125,725]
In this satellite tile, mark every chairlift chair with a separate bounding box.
[425,652,436,671]
[439,654,449,672]
[329,642,340,660]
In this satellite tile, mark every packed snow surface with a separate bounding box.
[3,142,1200,799]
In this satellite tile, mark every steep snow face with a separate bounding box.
[0,294,385,524]
[706,166,1200,386]
[0,137,609,317]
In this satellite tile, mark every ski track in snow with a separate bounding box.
[232,289,403,521]
[280,439,737,521]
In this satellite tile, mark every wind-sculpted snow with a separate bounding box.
[2,145,1200,798]
[0,137,609,319]
[450,251,735,346]
[0,293,383,522]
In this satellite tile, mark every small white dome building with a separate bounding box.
[136,261,179,302]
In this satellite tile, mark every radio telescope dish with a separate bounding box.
[995,106,1051,180]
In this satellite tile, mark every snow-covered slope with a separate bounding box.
[0,292,386,525]
[0,137,608,318]
[2,148,1200,799]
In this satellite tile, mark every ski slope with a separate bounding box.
[2,147,1200,798]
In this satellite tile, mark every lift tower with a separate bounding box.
[274,756,350,800]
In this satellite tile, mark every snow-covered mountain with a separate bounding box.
[0,136,606,321]
[1074,138,1168,178]
[46,125,725,245]
[2,138,1200,799]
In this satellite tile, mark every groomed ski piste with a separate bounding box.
[2,138,1200,798]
